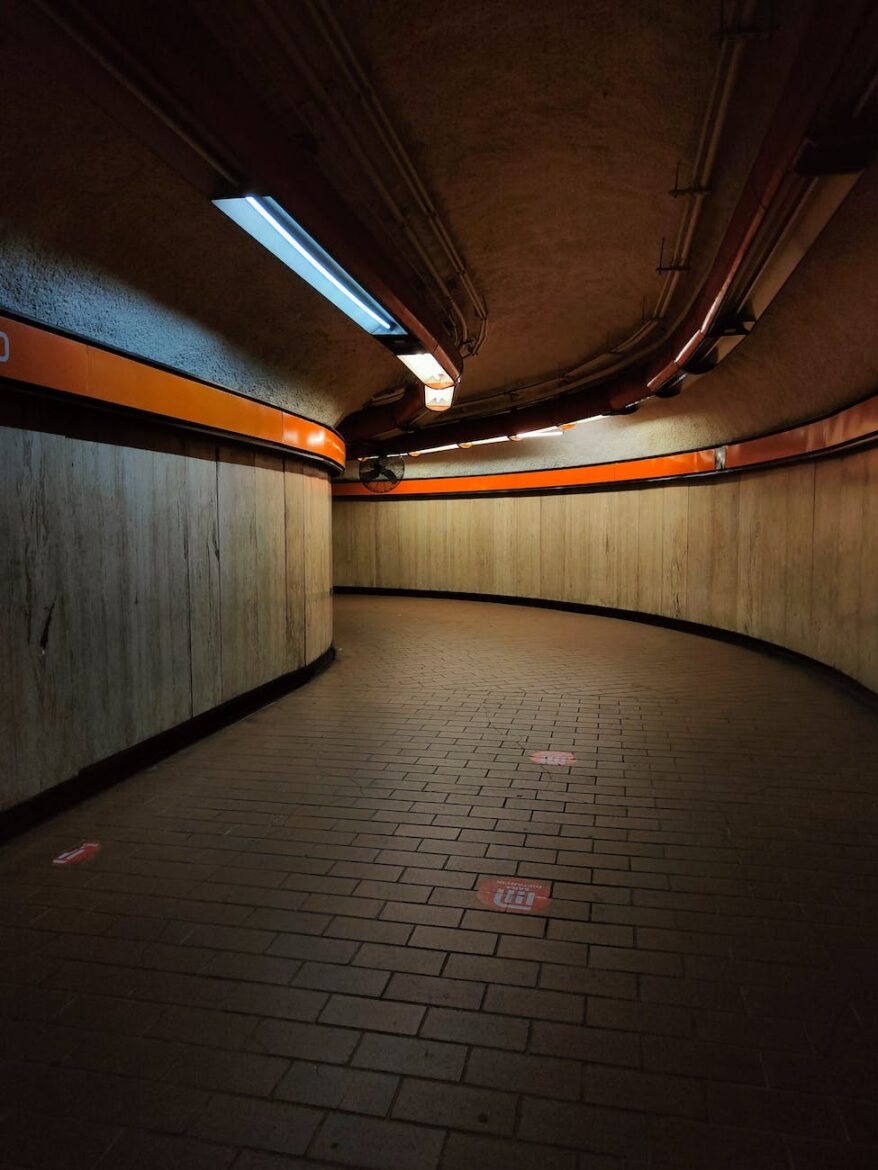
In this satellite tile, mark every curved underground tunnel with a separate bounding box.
[0,2,877,1169]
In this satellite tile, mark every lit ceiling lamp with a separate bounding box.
[215,196,405,337]
[512,427,564,439]
[213,195,459,405]
[396,352,457,412]
[407,443,459,456]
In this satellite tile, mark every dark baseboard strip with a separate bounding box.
[334,586,878,712]
[0,647,335,845]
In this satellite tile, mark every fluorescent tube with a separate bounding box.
[213,195,404,337]
[397,352,456,389]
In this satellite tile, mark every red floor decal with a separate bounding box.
[477,876,551,914]
[52,841,101,866]
[530,750,576,766]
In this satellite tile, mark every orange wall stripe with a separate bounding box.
[724,395,878,469]
[333,395,878,498]
[0,314,345,471]
[333,449,714,497]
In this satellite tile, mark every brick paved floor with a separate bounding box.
[1,595,878,1170]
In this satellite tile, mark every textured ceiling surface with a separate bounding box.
[4,0,872,451]
[397,162,878,477]
[330,0,718,400]
[199,0,812,417]
[0,7,401,424]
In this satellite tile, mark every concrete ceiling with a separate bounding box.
[399,159,878,476]
[197,0,815,417]
[6,0,872,457]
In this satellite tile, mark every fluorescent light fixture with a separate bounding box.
[214,195,405,338]
[397,352,456,389]
[471,436,507,446]
[569,414,610,425]
[409,443,459,455]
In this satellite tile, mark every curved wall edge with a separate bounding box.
[1,408,335,814]
[0,311,347,472]
[334,588,877,709]
[333,444,878,694]
[334,391,878,497]
[0,647,336,844]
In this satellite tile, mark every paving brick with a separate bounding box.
[324,915,414,945]
[165,1047,288,1095]
[386,972,485,1009]
[200,951,301,985]
[421,1006,529,1051]
[55,994,163,1036]
[589,945,684,975]
[96,1131,236,1169]
[353,942,446,975]
[308,1112,445,1170]
[582,1065,705,1118]
[188,1093,321,1156]
[410,924,497,954]
[352,1031,467,1080]
[275,1061,398,1115]
[518,1097,647,1158]
[444,952,539,987]
[466,1046,581,1100]
[587,996,693,1037]
[440,1133,577,1170]
[148,1006,258,1049]
[292,961,390,997]
[539,964,637,999]
[356,880,432,903]
[382,901,463,928]
[484,984,584,1023]
[267,933,359,965]
[530,1022,640,1067]
[319,993,425,1034]
[393,1076,517,1135]
[250,1018,361,1063]
[402,867,477,889]
[222,982,328,1021]
[3,596,877,1170]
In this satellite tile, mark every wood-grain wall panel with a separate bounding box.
[333,446,878,693]
[685,477,740,630]
[186,441,223,717]
[1,422,332,813]
[304,468,333,664]
[217,451,289,701]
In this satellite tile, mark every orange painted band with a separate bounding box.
[333,393,878,498]
[0,314,346,471]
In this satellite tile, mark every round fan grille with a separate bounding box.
[359,455,406,493]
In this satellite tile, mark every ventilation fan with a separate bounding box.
[359,454,405,493]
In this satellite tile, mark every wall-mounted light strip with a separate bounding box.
[334,393,878,498]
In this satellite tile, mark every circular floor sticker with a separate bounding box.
[530,750,576,766]
[477,877,551,914]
